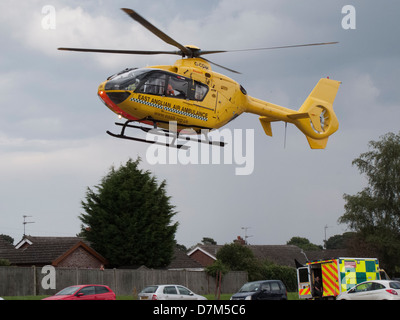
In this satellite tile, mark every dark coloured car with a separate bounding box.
[230,280,287,300]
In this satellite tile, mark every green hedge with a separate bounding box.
[261,264,297,292]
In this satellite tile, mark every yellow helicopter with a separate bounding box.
[59,8,341,149]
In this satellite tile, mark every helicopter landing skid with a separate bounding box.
[106,120,226,149]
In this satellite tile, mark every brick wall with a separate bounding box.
[190,250,215,267]
[57,247,103,269]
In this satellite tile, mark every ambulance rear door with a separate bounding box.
[297,266,312,299]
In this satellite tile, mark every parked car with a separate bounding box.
[230,280,287,300]
[138,284,207,300]
[42,284,116,300]
[336,280,400,300]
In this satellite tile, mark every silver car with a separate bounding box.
[336,280,400,300]
[138,284,207,300]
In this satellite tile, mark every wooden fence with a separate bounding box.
[0,266,247,297]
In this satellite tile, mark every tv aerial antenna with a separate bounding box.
[23,215,35,236]
[241,226,253,244]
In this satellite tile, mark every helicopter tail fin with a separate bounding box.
[293,78,341,149]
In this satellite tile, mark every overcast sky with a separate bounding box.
[1,0,399,248]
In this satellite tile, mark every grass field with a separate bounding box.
[1,292,300,300]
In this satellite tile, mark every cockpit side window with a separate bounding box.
[136,73,167,95]
[167,75,189,99]
[193,82,208,101]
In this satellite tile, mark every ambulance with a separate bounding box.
[297,257,382,299]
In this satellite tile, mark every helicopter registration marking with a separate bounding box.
[132,95,208,122]
[194,61,209,70]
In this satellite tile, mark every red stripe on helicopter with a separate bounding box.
[98,90,137,121]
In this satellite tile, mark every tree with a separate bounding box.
[216,243,263,281]
[286,237,322,251]
[205,259,229,278]
[0,259,11,266]
[325,232,356,249]
[202,237,217,245]
[175,243,187,252]
[79,158,178,268]
[338,132,400,273]
[0,234,14,245]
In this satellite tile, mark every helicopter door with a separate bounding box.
[189,73,215,111]
[167,75,189,99]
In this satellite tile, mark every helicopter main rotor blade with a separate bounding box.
[58,41,337,57]
[121,8,192,57]
[58,47,181,55]
[200,57,241,75]
[199,42,338,55]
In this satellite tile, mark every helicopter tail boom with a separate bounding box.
[247,78,341,149]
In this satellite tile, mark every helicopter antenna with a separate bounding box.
[23,215,35,236]
[284,122,288,149]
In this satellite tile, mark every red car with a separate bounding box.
[42,284,116,300]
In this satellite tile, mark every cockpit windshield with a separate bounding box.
[105,68,150,91]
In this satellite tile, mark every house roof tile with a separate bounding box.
[167,247,203,270]
[0,236,106,266]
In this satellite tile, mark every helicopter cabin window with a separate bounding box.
[137,73,167,96]
[194,82,208,101]
[167,75,189,99]
[130,70,208,101]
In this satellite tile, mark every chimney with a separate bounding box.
[234,236,246,245]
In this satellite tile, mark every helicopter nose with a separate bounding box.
[98,89,133,120]
[98,81,130,104]
[98,89,119,113]
[106,91,131,104]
